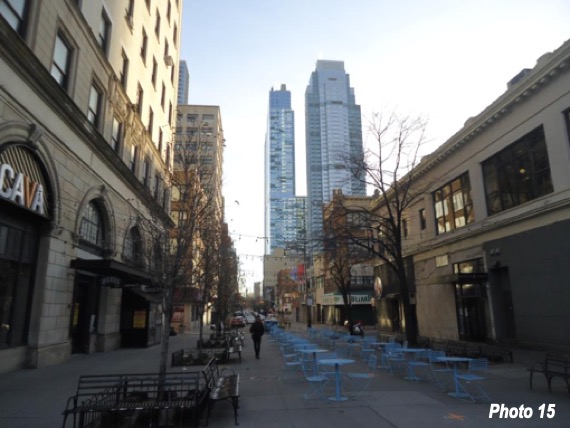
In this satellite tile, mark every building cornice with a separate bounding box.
[416,39,570,178]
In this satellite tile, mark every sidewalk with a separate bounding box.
[0,324,568,427]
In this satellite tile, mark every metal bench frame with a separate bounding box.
[202,359,240,426]
[529,352,570,393]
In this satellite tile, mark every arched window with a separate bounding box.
[79,201,104,249]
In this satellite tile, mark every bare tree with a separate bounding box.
[338,111,431,345]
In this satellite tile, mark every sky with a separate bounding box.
[180,0,570,292]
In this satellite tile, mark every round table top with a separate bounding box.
[318,358,355,365]
[299,348,329,353]
[437,356,472,362]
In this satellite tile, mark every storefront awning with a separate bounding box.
[70,258,152,286]
[126,286,163,304]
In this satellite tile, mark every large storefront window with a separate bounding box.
[482,126,553,215]
[0,218,37,349]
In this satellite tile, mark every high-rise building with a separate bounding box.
[264,85,306,254]
[178,60,190,105]
[305,60,365,250]
[0,0,180,372]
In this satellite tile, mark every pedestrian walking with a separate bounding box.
[249,315,265,359]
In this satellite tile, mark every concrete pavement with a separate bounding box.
[0,324,568,427]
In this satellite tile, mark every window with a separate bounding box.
[161,82,166,109]
[433,172,474,234]
[124,226,143,265]
[120,51,129,87]
[187,114,198,123]
[136,84,143,115]
[167,1,171,21]
[148,108,154,135]
[111,117,122,152]
[87,84,102,128]
[126,0,135,19]
[142,160,150,186]
[145,0,151,11]
[419,208,426,230]
[173,24,178,47]
[141,29,147,62]
[482,126,553,215]
[154,174,161,199]
[50,32,72,89]
[151,57,157,87]
[80,201,103,247]
[154,10,160,38]
[130,145,138,172]
[170,64,175,84]
[98,10,111,55]
[565,108,570,143]
[0,0,29,36]
[158,128,163,152]
[402,218,409,238]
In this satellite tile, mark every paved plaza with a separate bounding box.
[0,324,568,427]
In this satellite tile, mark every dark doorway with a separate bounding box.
[489,267,516,341]
[70,274,98,354]
[455,283,487,341]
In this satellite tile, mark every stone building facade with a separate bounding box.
[0,0,181,372]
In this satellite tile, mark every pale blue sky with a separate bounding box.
[181,0,570,290]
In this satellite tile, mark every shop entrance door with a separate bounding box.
[70,275,98,354]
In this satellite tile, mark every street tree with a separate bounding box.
[338,111,432,345]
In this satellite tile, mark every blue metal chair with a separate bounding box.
[301,355,329,400]
[345,354,377,398]
[456,358,491,402]
[428,350,453,390]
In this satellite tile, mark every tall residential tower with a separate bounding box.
[305,60,365,250]
[264,85,306,254]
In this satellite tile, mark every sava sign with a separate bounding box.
[0,163,45,215]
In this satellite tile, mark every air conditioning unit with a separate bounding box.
[164,55,174,67]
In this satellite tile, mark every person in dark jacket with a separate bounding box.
[249,315,265,359]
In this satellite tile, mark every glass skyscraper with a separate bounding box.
[264,85,306,254]
[305,60,365,250]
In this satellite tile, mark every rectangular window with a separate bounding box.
[173,24,178,47]
[148,108,154,135]
[145,0,151,11]
[50,32,72,89]
[158,128,163,152]
[482,126,553,215]
[120,51,129,87]
[130,145,138,172]
[154,175,161,199]
[0,0,29,36]
[98,9,111,55]
[155,10,160,38]
[111,117,122,152]
[141,29,147,62]
[167,1,171,21]
[402,218,408,238]
[87,84,102,127]
[433,172,474,234]
[419,208,426,230]
[161,82,166,109]
[142,160,150,186]
[136,84,143,115]
[151,57,157,87]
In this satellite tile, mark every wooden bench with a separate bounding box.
[202,359,240,425]
[529,352,570,393]
[62,370,207,427]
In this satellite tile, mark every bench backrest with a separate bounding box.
[545,353,570,374]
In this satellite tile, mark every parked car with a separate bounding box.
[264,313,278,331]
[244,312,256,324]
[230,315,246,329]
